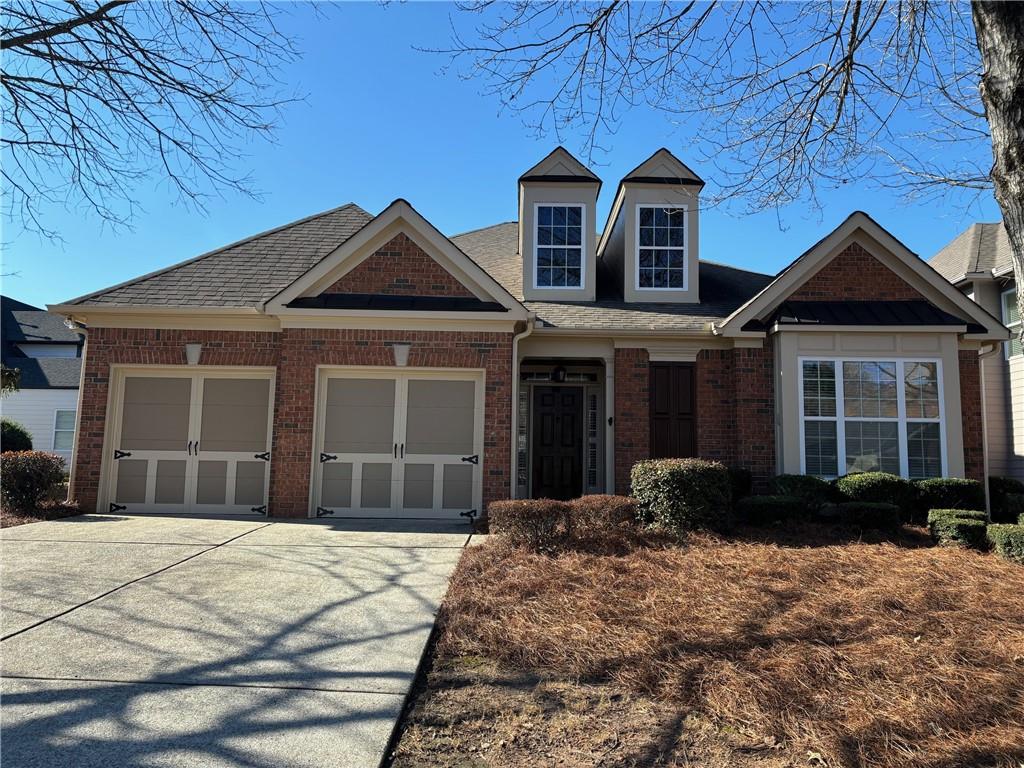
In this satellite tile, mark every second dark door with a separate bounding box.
[532,386,583,500]
[649,362,696,459]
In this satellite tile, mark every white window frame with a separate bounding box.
[533,202,586,290]
[635,203,689,292]
[52,408,76,453]
[798,356,947,479]
[1002,286,1021,359]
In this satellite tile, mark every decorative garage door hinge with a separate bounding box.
[459,508,478,521]
[319,453,337,463]
[460,454,479,464]
[316,506,332,518]
[109,503,127,513]
[253,452,270,461]
[251,505,267,515]
[113,449,132,460]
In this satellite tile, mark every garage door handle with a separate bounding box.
[400,443,404,459]
[187,441,192,456]
[394,443,397,459]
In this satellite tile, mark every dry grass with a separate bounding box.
[431,532,1024,768]
[0,501,79,528]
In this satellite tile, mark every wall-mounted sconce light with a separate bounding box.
[185,343,203,366]
[392,343,411,367]
[552,365,567,382]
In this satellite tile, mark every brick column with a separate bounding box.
[958,348,984,482]
[734,342,776,490]
[613,347,650,493]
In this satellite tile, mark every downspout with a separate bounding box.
[62,316,89,505]
[509,313,536,498]
[978,341,1001,519]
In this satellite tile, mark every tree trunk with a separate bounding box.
[973,2,1024,338]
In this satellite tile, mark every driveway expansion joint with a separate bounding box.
[0,674,408,697]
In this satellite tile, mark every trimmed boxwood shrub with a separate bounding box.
[835,501,902,530]
[1005,494,1024,525]
[927,508,987,526]
[767,474,840,511]
[915,478,985,517]
[631,458,731,532]
[836,472,918,511]
[735,495,805,525]
[727,467,753,503]
[928,513,987,549]
[986,524,1024,564]
[0,451,65,513]
[989,476,1024,523]
[570,495,636,532]
[488,499,571,552]
[1,418,33,452]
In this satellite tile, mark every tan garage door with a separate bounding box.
[314,370,482,519]
[108,370,273,515]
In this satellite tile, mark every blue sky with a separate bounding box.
[1,2,1001,309]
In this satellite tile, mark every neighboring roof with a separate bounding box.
[59,203,373,308]
[452,222,773,331]
[1,295,83,389]
[929,222,1014,282]
[744,300,985,334]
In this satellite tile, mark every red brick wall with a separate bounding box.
[695,349,735,466]
[323,233,475,297]
[734,343,776,488]
[789,242,926,301]
[613,347,649,493]
[72,328,281,513]
[71,326,512,517]
[958,349,984,482]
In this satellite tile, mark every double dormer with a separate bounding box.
[518,147,705,304]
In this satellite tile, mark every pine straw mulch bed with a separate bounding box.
[0,502,80,528]
[389,525,1024,768]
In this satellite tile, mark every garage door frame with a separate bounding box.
[100,365,276,516]
[309,366,486,519]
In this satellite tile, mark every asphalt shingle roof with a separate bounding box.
[452,222,773,331]
[1,296,83,389]
[929,222,1013,282]
[62,203,373,307]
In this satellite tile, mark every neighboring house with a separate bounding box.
[1,295,84,463]
[930,223,1022,481]
[49,148,1007,518]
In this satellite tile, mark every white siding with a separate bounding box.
[0,389,80,464]
[1007,355,1024,480]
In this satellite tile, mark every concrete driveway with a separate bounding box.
[0,514,471,767]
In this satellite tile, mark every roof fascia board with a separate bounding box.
[770,323,969,334]
[277,315,517,332]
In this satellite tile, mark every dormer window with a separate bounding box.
[535,204,584,288]
[637,205,687,290]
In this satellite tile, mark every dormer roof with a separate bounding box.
[620,147,705,188]
[518,146,601,188]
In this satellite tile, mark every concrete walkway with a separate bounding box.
[0,514,471,768]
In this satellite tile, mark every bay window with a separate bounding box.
[800,358,944,479]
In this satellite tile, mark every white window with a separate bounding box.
[636,205,687,290]
[53,409,76,452]
[1003,287,1021,358]
[800,358,944,479]
[535,204,584,288]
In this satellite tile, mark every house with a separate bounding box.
[49,148,1008,518]
[1,295,84,462]
[930,223,1022,481]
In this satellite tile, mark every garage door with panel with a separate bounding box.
[108,371,273,515]
[315,371,481,519]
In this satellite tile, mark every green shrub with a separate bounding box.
[836,472,918,511]
[570,495,636,532]
[915,478,985,519]
[1005,494,1024,525]
[986,524,1024,564]
[0,451,66,513]
[767,474,840,511]
[488,499,571,552]
[735,495,805,525]
[1,418,33,452]
[727,467,753,503]
[835,501,902,530]
[631,458,731,532]
[929,514,987,549]
[988,476,1024,522]
[927,508,987,526]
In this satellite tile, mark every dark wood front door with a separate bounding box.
[532,386,583,500]
[649,362,696,459]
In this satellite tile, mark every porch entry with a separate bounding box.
[107,369,274,515]
[312,369,483,519]
[649,362,696,458]
[532,386,584,499]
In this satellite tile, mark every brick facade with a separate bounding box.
[733,344,776,487]
[958,349,985,482]
[71,326,512,517]
[789,242,926,301]
[613,347,650,493]
[323,233,475,297]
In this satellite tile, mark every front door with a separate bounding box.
[531,386,583,500]
[649,362,696,458]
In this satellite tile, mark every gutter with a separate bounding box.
[509,313,536,498]
[64,319,89,505]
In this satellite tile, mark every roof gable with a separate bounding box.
[622,147,705,186]
[519,146,600,184]
[716,211,1008,340]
